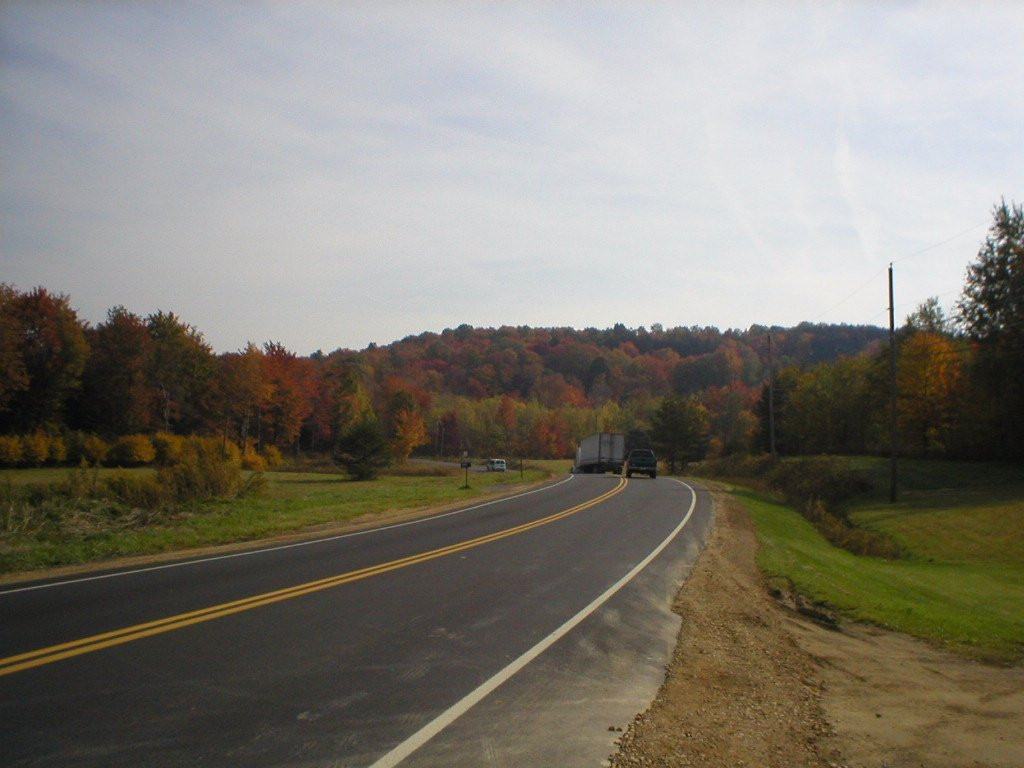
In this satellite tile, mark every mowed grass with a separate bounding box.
[0,463,549,576]
[731,458,1024,662]
[848,458,1023,566]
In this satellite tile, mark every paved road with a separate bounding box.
[1,474,712,767]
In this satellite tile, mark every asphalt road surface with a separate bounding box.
[1,474,713,767]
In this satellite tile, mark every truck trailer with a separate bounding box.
[574,432,625,474]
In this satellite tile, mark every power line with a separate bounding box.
[892,287,962,313]
[809,222,986,325]
[891,222,987,265]
[809,267,887,323]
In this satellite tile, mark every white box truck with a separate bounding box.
[574,432,625,474]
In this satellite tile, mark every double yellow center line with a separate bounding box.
[1,478,627,677]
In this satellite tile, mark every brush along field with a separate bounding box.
[0,462,548,578]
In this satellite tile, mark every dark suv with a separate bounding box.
[624,448,657,479]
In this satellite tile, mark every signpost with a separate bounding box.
[460,451,471,489]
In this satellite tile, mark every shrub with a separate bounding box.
[158,436,244,501]
[217,438,242,464]
[0,435,23,466]
[81,434,109,465]
[48,436,67,464]
[65,460,101,498]
[65,432,87,464]
[22,433,50,466]
[241,451,268,472]
[107,434,157,467]
[104,471,168,510]
[767,456,871,511]
[802,498,903,559]
[240,439,272,471]
[694,453,776,481]
[0,482,38,534]
[152,432,185,466]
[700,454,899,560]
[262,444,284,468]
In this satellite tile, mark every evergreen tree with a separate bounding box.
[334,418,392,480]
[956,199,1024,458]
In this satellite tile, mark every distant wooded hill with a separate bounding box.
[325,322,888,404]
[0,282,887,460]
[7,200,1020,462]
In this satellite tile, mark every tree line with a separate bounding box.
[1,199,1020,467]
[0,290,880,467]
[763,200,1024,462]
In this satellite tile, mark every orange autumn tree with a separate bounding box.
[530,410,573,458]
[391,407,428,463]
[261,342,315,451]
[385,387,429,463]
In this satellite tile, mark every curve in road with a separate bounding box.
[1,474,712,767]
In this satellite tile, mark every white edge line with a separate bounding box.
[0,475,576,596]
[368,478,699,768]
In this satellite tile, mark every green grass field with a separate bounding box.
[730,458,1024,662]
[0,463,550,576]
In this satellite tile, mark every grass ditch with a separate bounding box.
[696,454,900,558]
[701,457,1024,662]
[0,460,550,576]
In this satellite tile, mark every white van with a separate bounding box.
[486,458,507,472]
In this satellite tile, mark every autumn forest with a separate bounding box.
[2,201,1022,468]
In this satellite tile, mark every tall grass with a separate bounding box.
[0,462,549,575]
[0,437,261,570]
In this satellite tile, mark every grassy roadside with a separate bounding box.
[0,463,550,577]
[704,458,1023,663]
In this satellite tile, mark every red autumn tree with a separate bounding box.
[261,341,315,451]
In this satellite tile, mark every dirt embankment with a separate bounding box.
[609,487,1024,768]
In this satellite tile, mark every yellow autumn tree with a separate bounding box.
[496,394,519,456]
[898,331,963,456]
[391,405,428,463]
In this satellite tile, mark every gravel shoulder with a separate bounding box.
[609,485,1024,768]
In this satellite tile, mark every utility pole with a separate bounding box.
[888,264,898,503]
[768,331,776,458]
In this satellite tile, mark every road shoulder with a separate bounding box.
[610,484,833,767]
[609,484,1024,768]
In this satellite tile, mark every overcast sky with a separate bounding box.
[2,2,1021,354]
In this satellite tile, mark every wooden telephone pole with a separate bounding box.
[889,265,898,503]
[768,331,776,458]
